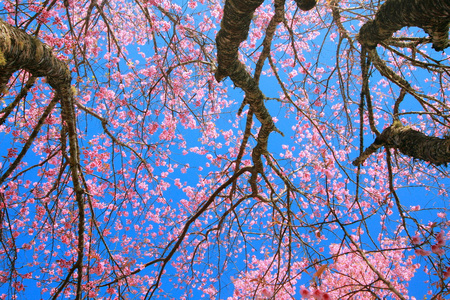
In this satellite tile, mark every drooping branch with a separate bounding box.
[0,93,59,187]
[353,120,450,166]
[0,18,85,299]
[254,0,285,83]
[358,0,450,51]
[0,76,36,124]
[367,47,450,127]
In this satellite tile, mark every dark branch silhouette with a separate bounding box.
[358,0,450,51]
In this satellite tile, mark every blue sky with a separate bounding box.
[1,1,450,299]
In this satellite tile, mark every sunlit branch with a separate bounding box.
[369,49,450,126]
[330,209,407,300]
[76,100,157,181]
[0,75,36,120]
[254,0,285,83]
[329,0,354,43]
[360,47,380,136]
[97,167,253,297]
[385,150,411,241]
[143,166,253,298]
[215,0,283,179]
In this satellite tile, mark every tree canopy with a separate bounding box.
[1,0,450,299]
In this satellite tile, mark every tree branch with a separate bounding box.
[358,0,450,51]
[0,17,85,299]
[215,0,284,178]
[353,120,450,166]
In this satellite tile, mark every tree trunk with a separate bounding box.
[215,0,278,175]
[0,18,72,91]
[353,120,450,166]
[214,0,264,87]
[358,0,450,51]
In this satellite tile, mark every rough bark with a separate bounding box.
[358,0,450,51]
[215,0,280,177]
[0,18,78,197]
[215,0,264,85]
[353,120,450,166]
[0,18,72,90]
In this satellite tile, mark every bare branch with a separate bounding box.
[358,0,450,51]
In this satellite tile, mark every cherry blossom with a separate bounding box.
[0,0,449,299]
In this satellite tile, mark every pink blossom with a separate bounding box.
[1,0,449,298]
[312,289,324,300]
[443,267,450,279]
[322,293,331,300]
[410,205,421,211]
[415,249,432,256]
[431,245,445,256]
[300,286,311,298]
[260,287,271,297]
[289,69,298,78]
[436,231,446,246]
[411,234,421,245]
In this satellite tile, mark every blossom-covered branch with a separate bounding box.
[0,17,85,299]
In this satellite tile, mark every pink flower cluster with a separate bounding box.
[300,286,332,300]
[414,231,446,257]
[444,267,450,279]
